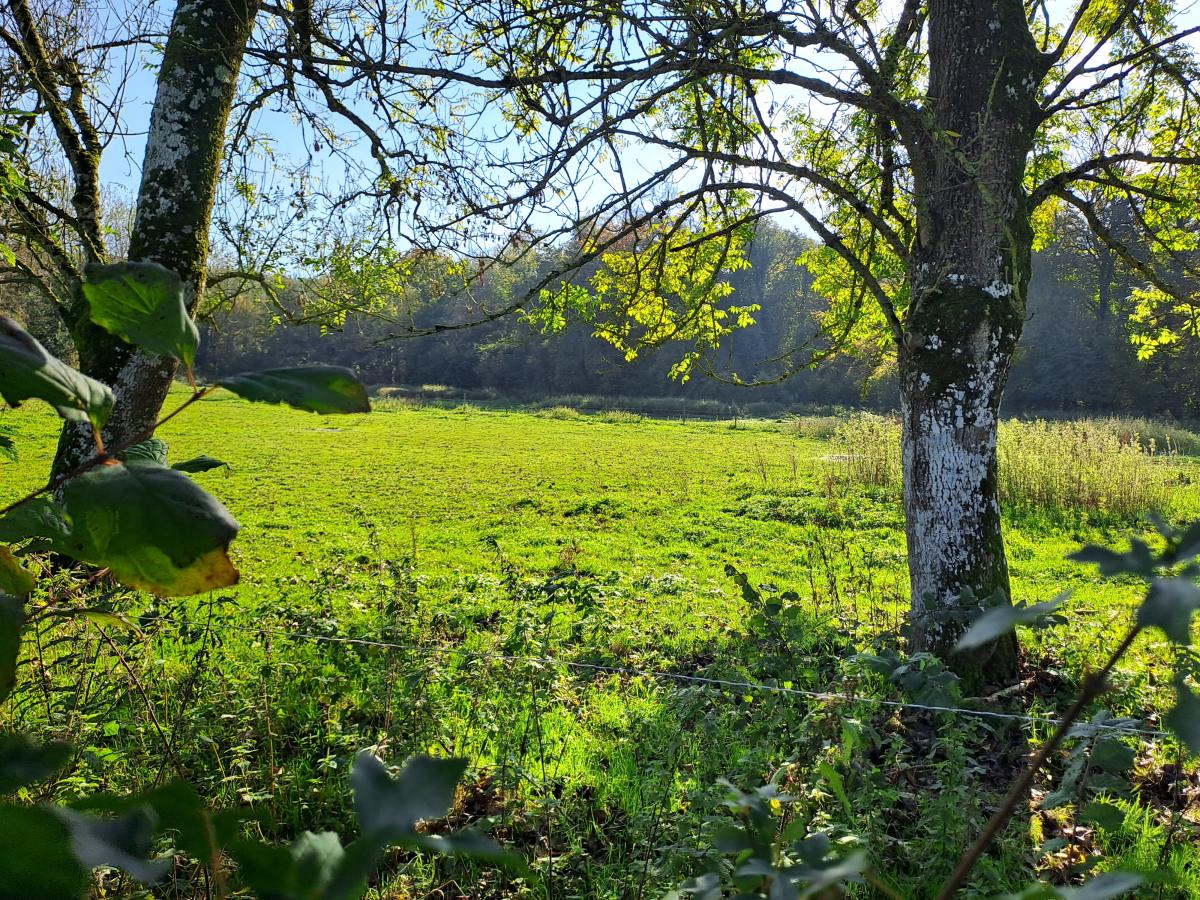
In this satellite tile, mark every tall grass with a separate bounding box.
[825,413,1191,521]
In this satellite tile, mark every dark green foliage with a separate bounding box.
[0,317,113,428]
[219,366,371,414]
[0,805,87,900]
[0,735,70,793]
[0,593,20,703]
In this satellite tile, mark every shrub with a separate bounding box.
[535,405,584,420]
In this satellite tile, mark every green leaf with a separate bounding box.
[83,261,198,367]
[0,545,34,596]
[352,751,465,838]
[1090,739,1135,773]
[816,761,851,816]
[956,592,1070,651]
[121,438,168,466]
[1079,801,1125,831]
[1137,578,1200,644]
[60,461,239,597]
[1071,541,1156,579]
[1165,677,1200,754]
[0,593,22,703]
[0,426,17,463]
[172,455,228,473]
[0,498,71,545]
[218,366,370,415]
[0,734,70,793]
[0,316,113,428]
[232,830,375,900]
[0,805,87,899]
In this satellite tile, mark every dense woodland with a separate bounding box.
[161,224,1199,417]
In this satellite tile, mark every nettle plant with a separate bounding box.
[678,525,1200,899]
[0,261,507,898]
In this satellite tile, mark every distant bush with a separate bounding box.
[595,409,644,424]
[825,413,1186,522]
[535,405,584,420]
[782,414,847,441]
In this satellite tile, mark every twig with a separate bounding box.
[0,386,215,518]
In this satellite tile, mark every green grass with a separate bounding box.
[2,394,1198,897]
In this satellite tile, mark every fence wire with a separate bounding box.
[123,614,1170,739]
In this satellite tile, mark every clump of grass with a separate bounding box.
[824,413,1180,522]
[782,414,844,441]
[535,405,584,420]
[595,409,644,424]
[824,413,902,491]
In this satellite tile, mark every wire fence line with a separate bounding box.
[119,614,1170,739]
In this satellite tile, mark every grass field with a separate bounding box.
[2,394,1199,897]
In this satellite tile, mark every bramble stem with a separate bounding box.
[934,625,1142,899]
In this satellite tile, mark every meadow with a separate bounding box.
[2,394,1199,898]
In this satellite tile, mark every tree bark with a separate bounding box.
[902,0,1046,689]
[53,0,260,474]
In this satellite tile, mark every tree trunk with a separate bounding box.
[902,0,1046,689]
[53,0,260,475]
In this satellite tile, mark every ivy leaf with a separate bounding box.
[1165,677,1200,754]
[56,806,169,884]
[121,438,168,466]
[231,830,377,900]
[172,455,228,473]
[1071,542,1156,579]
[218,366,370,415]
[352,752,465,838]
[1059,871,1144,898]
[83,262,198,367]
[0,317,113,428]
[1137,578,1200,644]
[0,545,34,596]
[60,461,239,597]
[0,734,71,793]
[956,592,1070,651]
[0,805,87,899]
[0,593,22,703]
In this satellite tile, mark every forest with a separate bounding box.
[2,1,1200,899]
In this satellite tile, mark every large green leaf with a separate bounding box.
[0,546,33,597]
[0,735,70,794]
[121,437,169,466]
[352,752,465,837]
[1166,676,1200,754]
[0,317,113,428]
[60,461,239,597]
[0,805,87,899]
[0,593,21,703]
[83,262,198,367]
[218,366,370,414]
[1137,577,1200,644]
[0,498,71,545]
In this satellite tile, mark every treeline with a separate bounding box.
[185,222,1196,418]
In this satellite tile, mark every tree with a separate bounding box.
[0,0,261,472]
[323,0,1199,683]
